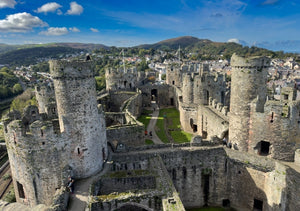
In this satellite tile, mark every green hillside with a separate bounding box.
[0,46,83,66]
[136,36,295,59]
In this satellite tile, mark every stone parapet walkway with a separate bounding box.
[67,150,113,211]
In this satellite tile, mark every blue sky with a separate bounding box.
[0,0,299,52]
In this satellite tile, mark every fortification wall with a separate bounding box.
[197,103,229,140]
[88,144,300,210]
[50,59,107,178]
[160,147,228,208]
[105,68,143,91]
[4,119,69,206]
[105,112,126,127]
[166,65,182,87]
[138,84,176,107]
[225,148,300,211]
[109,91,136,112]
[285,167,300,210]
[89,154,184,211]
[249,100,299,161]
[229,54,270,151]
[121,90,143,118]
[107,124,144,148]
[179,105,198,134]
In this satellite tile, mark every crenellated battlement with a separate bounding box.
[106,67,138,75]
[231,53,270,68]
[208,97,229,117]
[49,59,95,79]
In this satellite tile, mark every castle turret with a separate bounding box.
[49,59,107,178]
[3,107,69,206]
[229,54,270,151]
[182,74,193,104]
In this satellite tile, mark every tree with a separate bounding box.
[95,76,106,91]
[10,89,37,112]
[136,58,148,72]
[12,83,23,94]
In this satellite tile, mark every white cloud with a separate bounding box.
[0,12,48,32]
[66,2,83,15]
[36,2,62,14]
[90,28,99,32]
[0,0,17,9]
[40,27,68,36]
[227,38,240,44]
[69,27,80,32]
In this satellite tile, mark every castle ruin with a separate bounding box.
[1,54,300,211]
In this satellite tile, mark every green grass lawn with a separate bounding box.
[170,131,193,143]
[145,139,154,145]
[156,111,169,143]
[156,108,192,144]
[137,109,153,128]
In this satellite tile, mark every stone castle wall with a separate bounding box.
[97,145,300,210]
[248,100,300,161]
[197,102,229,140]
[109,91,137,112]
[229,54,270,151]
[105,67,145,91]
[2,58,108,207]
[4,111,69,206]
[50,60,107,178]
[138,84,176,107]
[35,83,56,115]
[120,90,143,118]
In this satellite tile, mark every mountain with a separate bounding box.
[0,43,109,55]
[137,36,207,50]
[0,43,110,66]
[0,44,19,54]
[135,36,294,59]
[54,43,109,50]
[0,46,84,66]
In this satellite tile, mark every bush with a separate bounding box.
[2,174,11,180]
[3,186,16,203]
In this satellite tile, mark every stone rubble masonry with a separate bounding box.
[3,58,108,207]
[50,60,107,178]
[229,54,270,152]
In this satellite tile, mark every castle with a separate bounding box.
[1,54,300,211]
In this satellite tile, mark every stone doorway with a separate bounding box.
[202,174,210,206]
[253,198,263,211]
[151,89,158,102]
[255,141,270,156]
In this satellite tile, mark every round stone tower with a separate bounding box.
[182,74,193,104]
[229,54,270,151]
[49,59,107,178]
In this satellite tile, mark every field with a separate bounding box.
[137,109,153,128]
[156,108,192,143]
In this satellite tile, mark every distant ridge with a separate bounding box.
[136,36,209,49]
[53,43,109,50]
